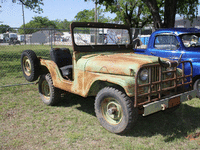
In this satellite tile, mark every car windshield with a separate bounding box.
[9,34,17,38]
[181,33,200,48]
[73,27,130,46]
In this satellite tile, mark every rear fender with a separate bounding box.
[40,59,73,92]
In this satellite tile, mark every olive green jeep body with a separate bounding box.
[21,22,198,134]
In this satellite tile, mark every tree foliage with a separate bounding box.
[53,19,71,31]
[0,24,16,33]
[18,16,57,34]
[0,24,10,33]
[74,7,112,23]
[0,0,43,13]
[177,0,199,20]
[16,0,43,13]
[104,0,152,28]
[92,0,199,28]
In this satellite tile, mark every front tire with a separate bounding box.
[193,79,200,98]
[38,74,61,106]
[95,87,138,134]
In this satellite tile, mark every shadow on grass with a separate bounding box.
[58,94,200,142]
[128,104,200,142]
[57,93,96,116]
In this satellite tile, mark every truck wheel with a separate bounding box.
[38,74,61,106]
[193,79,200,98]
[95,87,138,134]
[21,50,40,82]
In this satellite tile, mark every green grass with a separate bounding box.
[0,45,200,149]
[0,45,72,86]
[0,85,200,149]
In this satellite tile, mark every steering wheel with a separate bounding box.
[191,43,196,47]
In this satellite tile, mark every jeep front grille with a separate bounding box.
[134,61,193,107]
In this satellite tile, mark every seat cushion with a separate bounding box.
[60,65,73,77]
[50,48,72,67]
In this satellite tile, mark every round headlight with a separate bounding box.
[166,67,173,76]
[139,68,148,81]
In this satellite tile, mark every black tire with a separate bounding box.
[38,74,61,106]
[193,78,200,98]
[21,50,40,82]
[95,87,138,134]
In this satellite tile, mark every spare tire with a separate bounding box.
[21,50,40,82]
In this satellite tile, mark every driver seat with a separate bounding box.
[50,48,73,79]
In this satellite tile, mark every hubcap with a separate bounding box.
[101,97,123,125]
[41,80,50,100]
[23,56,32,76]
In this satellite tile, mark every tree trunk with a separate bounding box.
[143,0,162,28]
[164,0,177,28]
[143,0,177,28]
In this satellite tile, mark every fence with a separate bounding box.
[0,26,154,88]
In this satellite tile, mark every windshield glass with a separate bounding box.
[154,35,179,50]
[9,34,17,38]
[181,33,200,48]
[73,27,130,46]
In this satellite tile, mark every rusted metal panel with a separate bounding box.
[40,58,136,97]
[84,53,162,76]
[40,59,73,93]
[168,97,180,108]
[83,71,136,97]
[143,89,197,116]
[135,60,193,107]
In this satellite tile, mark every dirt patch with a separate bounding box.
[186,132,200,145]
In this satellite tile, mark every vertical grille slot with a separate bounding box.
[134,61,193,107]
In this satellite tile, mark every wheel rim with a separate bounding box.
[22,56,32,76]
[101,97,123,125]
[41,80,50,100]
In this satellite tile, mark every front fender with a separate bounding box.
[84,71,135,97]
[192,62,200,77]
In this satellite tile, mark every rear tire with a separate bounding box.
[95,87,138,134]
[21,50,40,82]
[38,74,61,106]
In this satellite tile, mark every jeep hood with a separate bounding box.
[83,53,168,76]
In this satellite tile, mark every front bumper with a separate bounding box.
[143,89,198,116]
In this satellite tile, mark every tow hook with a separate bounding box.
[161,104,167,110]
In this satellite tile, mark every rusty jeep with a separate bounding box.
[21,22,198,134]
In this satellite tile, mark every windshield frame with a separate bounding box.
[70,22,132,52]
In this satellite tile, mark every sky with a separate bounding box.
[0,0,116,27]
[0,0,200,28]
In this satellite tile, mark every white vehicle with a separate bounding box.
[3,32,20,45]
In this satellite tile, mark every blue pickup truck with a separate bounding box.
[135,28,200,98]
